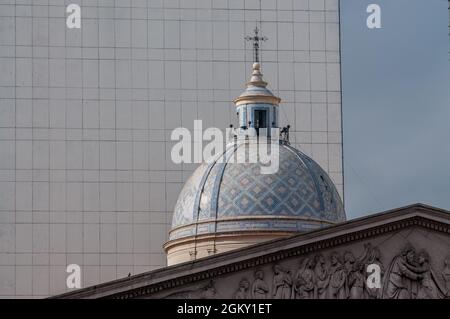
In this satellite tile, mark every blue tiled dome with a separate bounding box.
[169,141,345,241]
[168,61,345,247]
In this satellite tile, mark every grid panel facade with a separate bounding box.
[0,0,343,297]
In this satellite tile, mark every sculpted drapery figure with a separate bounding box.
[200,280,217,299]
[272,264,292,299]
[358,243,384,298]
[348,261,366,299]
[233,279,250,299]
[344,251,368,299]
[293,258,315,299]
[328,252,348,299]
[442,257,450,297]
[344,251,356,274]
[230,244,447,299]
[251,270,269,299]
[381,245,424,299]
[163,279,218,299]
[314,254,329,299]
[414,250,446,299]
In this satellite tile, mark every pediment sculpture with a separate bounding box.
[228,243,449,299]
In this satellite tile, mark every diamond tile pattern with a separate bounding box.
[172,162,209,227]
[171,142,345,234]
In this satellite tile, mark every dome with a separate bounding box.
[164,42,345,265]
[169,141,345,242]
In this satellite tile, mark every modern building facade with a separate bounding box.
[0,0,343,298]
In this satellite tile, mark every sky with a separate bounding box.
[340,0,450,218]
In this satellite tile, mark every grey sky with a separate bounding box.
[341,0,450,218]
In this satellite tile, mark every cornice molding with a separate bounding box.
[233,95,281,106]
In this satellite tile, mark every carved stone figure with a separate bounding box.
[205,244,450,299]
[442,256,450,297]
[293,258,315,299]
[313,254,329,299]
[217,245,450,299]
[164,279,218,299]
[343,251,356,274]
[414,250,445,299]
[200,280,217,299]
[358,243,384,299]
[381,244,424,299]
[162,291,191,299]
[348,261,366,299]
[251,270,269,299]
[328,252,347,299]
[343,251,356,297]
[233,279,250,299]
[272,264,292,299]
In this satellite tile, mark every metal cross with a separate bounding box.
[245,26,267,63]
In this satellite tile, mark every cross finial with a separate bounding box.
[245,26,267,63]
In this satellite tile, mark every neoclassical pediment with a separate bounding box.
[52,204,450,299]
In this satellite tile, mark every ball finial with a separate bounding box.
[252,62,260,70]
